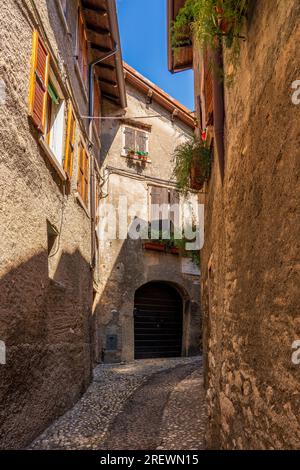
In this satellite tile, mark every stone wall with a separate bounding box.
[0,0,96,448]
[200,0,300,449]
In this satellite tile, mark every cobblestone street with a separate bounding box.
[29,357,206,450]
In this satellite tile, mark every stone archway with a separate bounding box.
[134,281,183,359]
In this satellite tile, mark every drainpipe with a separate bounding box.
[212,45,225,183]
[88,47,118,270]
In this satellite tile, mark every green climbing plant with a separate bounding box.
[172,0,249,76]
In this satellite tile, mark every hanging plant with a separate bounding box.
[172,138,212,194]
[172,0,249,77]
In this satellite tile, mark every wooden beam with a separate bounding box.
[82,1,107,16]
[99,77,118,87]
[86,23,111,36]
[90,43,112,54]
[96,62,115,71]
[102,92,120,103]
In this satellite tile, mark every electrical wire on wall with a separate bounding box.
[48,183,67,259]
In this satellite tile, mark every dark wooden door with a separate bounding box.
[134,282,183,359]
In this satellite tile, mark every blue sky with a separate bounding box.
[116,0,195,110]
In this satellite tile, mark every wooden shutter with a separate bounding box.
[29,30,50,132]
[78,12,88,86]
[204,48,213,125]
[170,189,180,232]
[150,186,169,236]
[83,149,89,205]
[77,142,85,201]
[136,130,148,153]
[124,127,135,153]
[64,103,76,177]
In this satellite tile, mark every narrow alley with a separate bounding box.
[0,0,300,460]
[29,357,206,451]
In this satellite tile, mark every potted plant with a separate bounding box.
[172,137,212,193]
[127,148,135,157]
[172,0,248,76]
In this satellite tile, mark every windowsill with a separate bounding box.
[74,60,89,103]
[75,191,90,218]
[55,0,72,37]
[121,153,152,163]
[39,136,67,181]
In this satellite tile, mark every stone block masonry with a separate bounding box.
[200,0,300,450]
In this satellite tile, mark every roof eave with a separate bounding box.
[105,0,127,108]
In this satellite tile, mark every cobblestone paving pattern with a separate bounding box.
[29,356,206,450]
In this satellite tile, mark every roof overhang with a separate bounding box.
[82,0,127,107]
[167,0,193,74]
[124,63,195,129]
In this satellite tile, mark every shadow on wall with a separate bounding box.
[0,249,93,449]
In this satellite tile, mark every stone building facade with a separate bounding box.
[96,64,202,363]
[168,0,300,450]
[0,0,126,449]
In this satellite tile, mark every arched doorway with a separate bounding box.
[134,282,183,359]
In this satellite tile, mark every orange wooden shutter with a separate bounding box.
[64,104,76,177]
[29,31,50,132]
[204,48,213,125]
[77,141,89,206]
[84,149,89,205]
[77,141,84,197]
[78,12,88,86]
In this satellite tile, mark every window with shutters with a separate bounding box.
[122,126,149,159]
[29,31,68,171]
[77,11,89,89]
[77,140,89,207]
[149,186,180,239]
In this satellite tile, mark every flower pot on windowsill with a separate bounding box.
[144,242,166,252]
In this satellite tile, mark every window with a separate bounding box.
[64,104,76,177]
[77,140,89,206]
[77,11,89,88]
[29,31,68,169]
[44,77,65,165]
[149,186,180,238]
[122,126,149,157]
